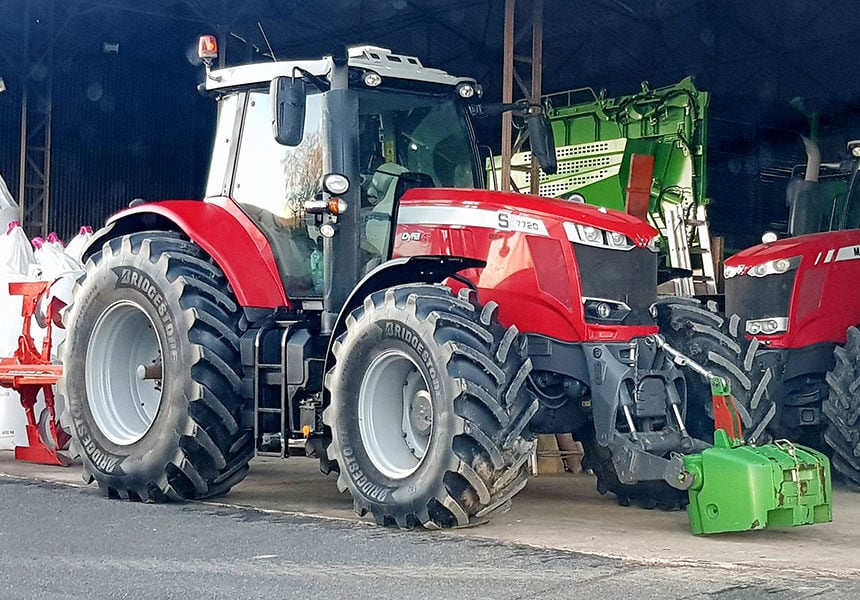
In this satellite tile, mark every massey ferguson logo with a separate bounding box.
[835,245,860,262]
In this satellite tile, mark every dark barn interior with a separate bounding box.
[2,0,860,249]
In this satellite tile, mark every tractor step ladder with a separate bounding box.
[691,203,718,295]
[253,320,298,458]
[657,203,718,296]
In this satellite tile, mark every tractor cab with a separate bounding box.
[199,40,487,316]
[786,138,860,236]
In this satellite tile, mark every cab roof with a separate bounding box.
[204,45,475,91]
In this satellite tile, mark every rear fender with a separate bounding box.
[84,199,288,308]
[322,256,484,383]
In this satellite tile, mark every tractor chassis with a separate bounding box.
[525,332,704,488]
[241,316,708,492]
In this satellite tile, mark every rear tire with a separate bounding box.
[823,326,860,489]
[653,297,775,444]
[324,284,537,528]
[59,232,254,501]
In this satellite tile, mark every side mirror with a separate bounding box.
[526,111,557,175]
[270,76,306,146]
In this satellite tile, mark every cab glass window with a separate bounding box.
[356,90,478,266]
[232,89,325,297]
[233,90,324,215]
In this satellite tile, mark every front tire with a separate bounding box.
[59,232,254,501]
[823,326,860,489]
[324,285,537,528]
[653,297,775,444]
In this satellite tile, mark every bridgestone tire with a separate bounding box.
[59,232,254,501]
[653,297,775,445]
[577,427,688,510]
[823,326,860,490]
[323,285,538,528]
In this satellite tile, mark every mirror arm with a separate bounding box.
[292,67,331,92]
[469,100,530,119]
[470,101,557,176]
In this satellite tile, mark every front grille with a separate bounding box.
[725,271,796,325]
[573,243,657,325]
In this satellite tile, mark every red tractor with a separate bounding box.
[59,40,717,528]
[662,138,860,488]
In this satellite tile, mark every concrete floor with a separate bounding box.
[1,451,858,579]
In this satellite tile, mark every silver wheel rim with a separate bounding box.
[85,300,164,446]
[358,349,433,479]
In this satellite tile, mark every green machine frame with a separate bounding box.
[489,77,717,296]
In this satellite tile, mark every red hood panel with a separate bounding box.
[727,229,860,266]
[400,188,659,247]
[395,187,659,342]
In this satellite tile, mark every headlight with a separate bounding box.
[363,71,382,87]
[724,264,743,279]
[647,235,660,253]
[456,82,478,98]
[322,173,350,195]
[583,297,631,323]
[563,222,634,250]
[581,226,602,244]
[320,222,337,238]
[745,317,789,335]
[746,255,801,278]
[607,231,629,248]
[761,231,778,244]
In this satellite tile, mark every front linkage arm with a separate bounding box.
[599,333,746,493]
[651,334,744,444]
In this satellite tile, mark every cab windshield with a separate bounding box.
[356,89,479,190]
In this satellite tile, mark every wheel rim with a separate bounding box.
[85,300,164,446]
[358,349,433,479]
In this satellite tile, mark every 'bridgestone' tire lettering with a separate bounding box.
[323,284,537,529]
[59,231,254,502]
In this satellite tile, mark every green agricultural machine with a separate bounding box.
[488,78,717,297]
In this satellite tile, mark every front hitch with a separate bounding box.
[585,336,708,491]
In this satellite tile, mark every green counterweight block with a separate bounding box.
[682,430,832,535]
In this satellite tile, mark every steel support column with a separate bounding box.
[500,0,544,193]
[18,0,55,237]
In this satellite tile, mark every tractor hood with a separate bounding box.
[726,229,860,271]
[400,188,659,248]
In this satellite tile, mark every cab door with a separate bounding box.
[230,88,326,297]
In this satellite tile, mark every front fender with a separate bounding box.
[84,198,288,308]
